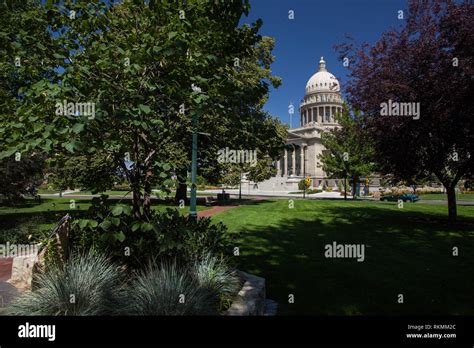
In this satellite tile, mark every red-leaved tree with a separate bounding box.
[337,0,473,222]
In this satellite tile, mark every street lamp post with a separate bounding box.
[189,84,202,220]
[189,110,198,220]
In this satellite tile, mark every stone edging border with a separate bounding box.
[226,270,277,316]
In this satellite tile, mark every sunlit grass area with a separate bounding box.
[0,198,209,244]
[63,190,133,196]
[419,193,474,201]
[212,199,474,315]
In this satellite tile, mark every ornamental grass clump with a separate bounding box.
[191,253,240,298]
[119,261,217,315]
[9,251,123,316]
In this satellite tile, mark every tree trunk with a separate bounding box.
[143,170,152,218]
[132,185,142,219]
[175,181,187,204]
[352,177,358,200]
[344,176,347,200]
[446,185,457,223]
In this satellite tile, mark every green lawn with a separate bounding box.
[64,190,212,197]
[212,199,474,315]
[37,188,60,194]
[420,193,474,201]
[63,190,133,196]
[0,198,209,244]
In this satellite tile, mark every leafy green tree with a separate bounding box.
[172,35,285,201]
[46,154,121,194]
[318,106,375,199]
[0,0,284,219]
[0,1,58,201]
[221,164,242,188]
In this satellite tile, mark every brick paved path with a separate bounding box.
[197,205,237,218]
[0,258,12,282]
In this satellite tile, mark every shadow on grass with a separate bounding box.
[228,205,474,316]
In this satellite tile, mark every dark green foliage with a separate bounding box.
[319,106,375,199]
[0,215,48,244]
[298,179,310,191]
[46,154,120,193]
[70,196,232,269]
[0,154,45,203]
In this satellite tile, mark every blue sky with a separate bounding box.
[240,0,407,127]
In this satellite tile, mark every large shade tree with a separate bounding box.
[0,0,285,219]
[337,0,473,221]
[0,0,60,200]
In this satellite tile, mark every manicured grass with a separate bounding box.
[0,197,209,244]
[420,193,474,201]
[212,199,474,315]
[64,190,212,197]
[0,198,93,215]
[63,190,133,196]
[0,197,209,216]
[37,188,60,194]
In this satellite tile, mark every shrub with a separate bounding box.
[69,196,232,269]
[8,252,123,315]
[196,175,208,190]
[305,189,321,194]
[113,183,131,191]
[119,262,217,315]
[298,179,310,190]
[0,215,48,245]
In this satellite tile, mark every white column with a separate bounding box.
[300,146,304,176]
[276,159,281,176]
[284,149,288,176]
[292,148,296,176]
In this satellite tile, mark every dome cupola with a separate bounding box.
[305,57,340,94]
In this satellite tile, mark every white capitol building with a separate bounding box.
[255,57,346,191]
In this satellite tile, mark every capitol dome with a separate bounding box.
[305,57,340,94]
[298,56,343,128]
